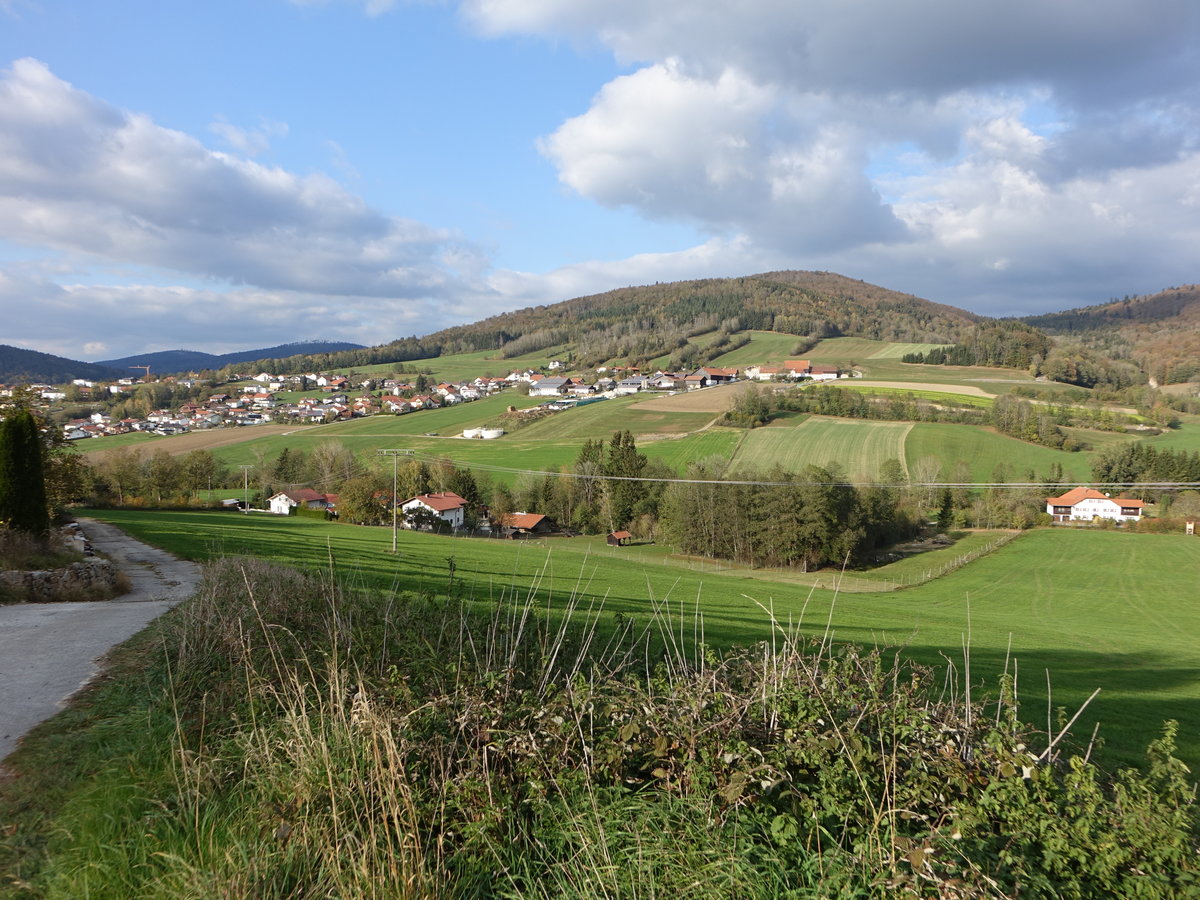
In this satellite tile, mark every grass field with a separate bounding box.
[639,429,742,472]
[707,331,804,365]
[834,382,996,407]
[80,508,1200,770]
[1140,413,1200,452]
[905,422,1098,481]
[730,416,913,478]
[81,424,299,460]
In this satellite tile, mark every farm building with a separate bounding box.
[401,492,468,529]
[500,512,558,538]
[268,489,339,515]
[1046,487,1144,523]
[607,530,633,546]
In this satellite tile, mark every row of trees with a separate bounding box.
[1092,443,1200,500]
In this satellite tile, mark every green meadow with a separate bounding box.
[833,383,996,408]
[73,336,1200,498]
[81,507,1200,770]
[730,417,913,478]
[905,421,1098,481]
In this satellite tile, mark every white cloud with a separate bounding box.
[464,0,1200,313]
[0,270,508,361]
[0,58,479,300]
[0,58,537,358]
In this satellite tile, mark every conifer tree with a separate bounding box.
[0,408,50,534]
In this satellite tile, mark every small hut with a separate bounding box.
[607,530,632,547]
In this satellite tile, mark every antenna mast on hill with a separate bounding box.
[129,365,151,382]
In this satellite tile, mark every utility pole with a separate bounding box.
[239,465,254,514]
[378,449,414,553]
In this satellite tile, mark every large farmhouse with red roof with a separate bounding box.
[1046,487,1144,523]
[401,491,468,529]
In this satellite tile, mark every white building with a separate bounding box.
[1046,487,1144,523]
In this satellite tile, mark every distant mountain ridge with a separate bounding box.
[0,345,122,384]
[96,340,367,375]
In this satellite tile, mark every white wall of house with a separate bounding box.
[268,494,296,515]
[401,498,464,529]
[1046,497,1141,522]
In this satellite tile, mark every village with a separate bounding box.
[7,358,851,443]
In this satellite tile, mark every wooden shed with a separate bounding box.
[607,530,632,547]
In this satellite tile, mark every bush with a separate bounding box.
[6,557,1197,897]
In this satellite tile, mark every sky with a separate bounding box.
[0,0,1198,361]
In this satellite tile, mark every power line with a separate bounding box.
[397,449,1200,490]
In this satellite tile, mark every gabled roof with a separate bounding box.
[502,512,546,529]
[1046,487,1145,508]
[287,488,327,502]
[407,491,467,511]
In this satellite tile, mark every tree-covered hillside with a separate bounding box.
[1023,284,1200,384]
[224,271,987,376]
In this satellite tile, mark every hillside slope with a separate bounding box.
[1024,284,1200,384]
[235,271,987,376]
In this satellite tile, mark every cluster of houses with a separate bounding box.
[58,372,515,441]
[265,488,580,540]
[519,361,848,399]
[47,356,856,443]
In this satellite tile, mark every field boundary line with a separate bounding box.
[883,530,1024,591]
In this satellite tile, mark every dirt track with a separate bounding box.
[634,382,758,413]
[0,520,201,765]
[81,423,298,460]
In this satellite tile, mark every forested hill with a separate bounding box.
[232,271,986,376]
[1023,285,1200,384]
[0,345,121,384]
[430,270,984,365]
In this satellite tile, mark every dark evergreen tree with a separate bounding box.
[0,408,50,534]
[604,430,647,531]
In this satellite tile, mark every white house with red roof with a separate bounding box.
[401,491,467,529]
[1046,487,1144,523]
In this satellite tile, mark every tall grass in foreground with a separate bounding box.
[3,557,1198,898]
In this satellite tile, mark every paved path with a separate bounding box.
[0,519,201,764]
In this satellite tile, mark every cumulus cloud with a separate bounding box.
[0,58,483,300]
[0,58,530,357]
[465,0,1200,312]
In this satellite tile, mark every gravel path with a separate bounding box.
[0,519,201,764]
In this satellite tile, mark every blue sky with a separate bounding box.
[1,0,1198,360]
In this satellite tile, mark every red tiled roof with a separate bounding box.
[610,530,633,539]
[1046,487,1145,508]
